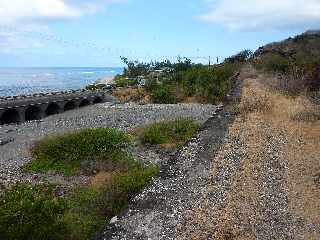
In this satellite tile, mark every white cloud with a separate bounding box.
[0,27,48,54]
[0,0,126,24]
[0,0,127,52]
[199,0,320,31]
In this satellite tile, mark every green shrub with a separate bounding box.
[0,163,159,240]
[114,75,128,87]
[225,50,253,63]
[118,57,238,104]
[255,53,290,73]
[85,84,98,91]
[151,85,177,104]
[24,128,131,175]
[0,184,67,240]
[140,118,199,146]
[62,164,158,240]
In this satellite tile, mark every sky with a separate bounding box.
[0,0,319,67]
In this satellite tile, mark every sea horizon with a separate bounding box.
[0,67,123,97]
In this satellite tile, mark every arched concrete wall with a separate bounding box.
[93,96,103,104]
[0,109,21,125]
[25,106,43,121]
[0,91,110,125]
[64,100,77,111]
[46,102,62,116]
[79,99,91,107]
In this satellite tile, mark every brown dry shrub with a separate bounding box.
[112,87,150,104]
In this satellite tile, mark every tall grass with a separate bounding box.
[138,118,199,147]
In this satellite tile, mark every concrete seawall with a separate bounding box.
[0,91,115,125]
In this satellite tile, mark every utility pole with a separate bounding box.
[208,56,211,67]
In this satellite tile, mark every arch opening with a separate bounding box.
[25,106,42,121]
[0,109,21,125]
[79,99,91,107]
[46,103,60,116]
[64,101,77,111]
[93,97,103,104]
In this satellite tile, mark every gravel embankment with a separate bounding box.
[0,103,216,189]
[96,108,234,240]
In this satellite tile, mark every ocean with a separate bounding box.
[0,67,123,97]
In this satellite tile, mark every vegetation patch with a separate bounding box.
[253,33,320,94]
[24,128,132,175]
[137,118,199,148]
[113,56,243,104]
[3,128,159,240]
[0,184,68,240]
[0,164,158,240]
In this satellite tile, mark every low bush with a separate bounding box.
[254,51,320,94]
[114,75,139,88]
[4,126,160,240]
[85,84,98,91]
[116,56,239,104]
[24,128,132,175]
[139,118,199,147]
[0,184,67,240]
[1,164,158,240]
[62,164,158,240]
[255,53,290,73]
[151,85,177,104]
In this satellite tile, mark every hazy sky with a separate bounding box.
[0,0,319,67]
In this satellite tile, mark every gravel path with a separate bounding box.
[0,103,216,189]
[95,107,234,240]
[178,67,319,239]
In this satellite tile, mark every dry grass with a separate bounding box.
[179,67,320,239]
[112,87,151,104]
[238,72,320,237]
[90,171,114,190]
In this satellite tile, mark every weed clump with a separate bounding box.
[0,164,158,240]
[139,118,199,147]
[24,128,132,175]
[0,184,67,240]
[3,128,159,240]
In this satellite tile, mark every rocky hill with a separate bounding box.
[253,30,320,93]
[255,30,320,59]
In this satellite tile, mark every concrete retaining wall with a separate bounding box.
[0,91,111,125]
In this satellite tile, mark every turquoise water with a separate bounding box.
[0,67,123,97]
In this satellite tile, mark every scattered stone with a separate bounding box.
[110,216,118,224]
[0,137,14,146]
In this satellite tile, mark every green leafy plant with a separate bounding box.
[255,53,290,73]
[0,184,68,240]
[1,163,159,240]
[151,85,177,104]
[62,164,159,240]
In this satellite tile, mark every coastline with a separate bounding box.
[94,76,115,85]
[0,67,121,97]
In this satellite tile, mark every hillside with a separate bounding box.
[255,30,320,59]
[253,31,320,94]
